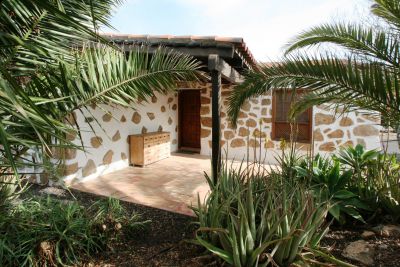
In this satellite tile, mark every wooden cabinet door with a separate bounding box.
[179,90,201,149]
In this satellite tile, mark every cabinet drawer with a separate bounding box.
[130,132,171,166]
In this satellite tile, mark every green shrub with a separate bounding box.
[193,163,331,266]
[0,195,149,266]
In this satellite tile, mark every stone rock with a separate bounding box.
[168,97,174,103]
[120,115,127,122]
[246,119,257,128]
[313,129,324,142]
[102,113,112,122]
[361,114,380,123]
[241,101,251,112]
[342,240,375,266]
[238,111,248,119]
[327,129,344,138]
[63,162,79,176]
[220,112,226,118]
[262,118,272,124]
[264,140,274,149]
[66,130,77,141]
[121,152,127,160]
[315,113,335,126]
[261,108,268,116]
[201,96,210,104]
[112,131,121,142]
[339,117,354,127]
[172,104,177,110]
[168,117,173,125]
[249,112,257,118]
[230,138,245,148]
[353,125,379,136]
[250,98,258,104]
[51,147,76,160]
[172,139,177,145]
[201,129,211,138]
[90,136,103,148]
[39,187,67,197]
[372,224,400,237]
[238,127,250,137]
[158,125,163,132]
[341,140,354,147]
[319,142,336,152]
[141,127,147,134]
[261,98,271,105]
[131,112,141,124]
[224,131,235,140]
[85,117,94,123]
[82,159,96,177]
[357,138,366,147]
[147,112,155,120]
[253,129,266,138]
[248,139,260,148]
[151,95,157,103]
[161,106,166,112]
[200,106,210,115]
[103,150,114,165]
[201,117,212,127]
[361,230,375,239]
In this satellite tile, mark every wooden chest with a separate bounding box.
[129,132,170,166]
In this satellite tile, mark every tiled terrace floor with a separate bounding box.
[67,153,212,216]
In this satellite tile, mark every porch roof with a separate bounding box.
[101,33,258,73]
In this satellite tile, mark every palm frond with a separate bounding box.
[372,0,400,30]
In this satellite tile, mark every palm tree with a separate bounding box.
[0,0,201,179]
[228,0,400,148]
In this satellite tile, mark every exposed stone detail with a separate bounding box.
[239,127,250,137]
[200,106,210,115]
[221,112,226,118]
[201,97,210,104]
[262,118,272,124]
[296,143,311,151]
[261,99,271,105]
[151,95,157,103]
[141,127,147,134]
[250,99,259,104]
[172,139,177,145]
[102,113,112,122]
[158,125,163,132]
[112,130,121,142]
[51,147,76,160]
[357,138,366,147]
[315,113,335,126]
[261,108,268,116]
[90,103,97,110]
[353,125,379,136]
[339,117,353,127]
[121,152,127,160]
[224,131,235,140]
[231,138,245,148]
[168,117,173,125]
[246,119,257,128]
[131,112,141,124]
[341,140,354,147]
[248,139,260,148]
[241,102,251,112]
[66,130,77,141]
[168,97,174,103]
[120,115,126,122]
[91,136,103,148]
[63,162,78,176]
[161,106,166,112]
[238,111,248,119]
[201,129,211,138]
[249,112,257,118]
[147,112,155,120]
[319,142,336,152]
[313,129,324,141]
[327,129,344,138]
[264,140,274,148]
[103,150,114,165]
[323,128,331,134]
[85,117,94,123]
[253,129,266,138]
[172,104,177,110]
[361,114,380,123]
[201,117,212,127]
[82,159,96,177]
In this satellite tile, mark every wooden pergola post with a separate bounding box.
[208,55,221,183]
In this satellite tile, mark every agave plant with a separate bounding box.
[228,0,400,147]
[193,162,332,266]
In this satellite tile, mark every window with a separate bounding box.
[272,90,312,142]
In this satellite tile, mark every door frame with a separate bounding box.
[178,89,201,152]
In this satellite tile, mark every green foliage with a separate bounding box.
[193,163,331,266]
[228,0,400,138]
[0,195,149,266]
[296,156,369,223]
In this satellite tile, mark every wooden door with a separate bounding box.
[179,90,201,149]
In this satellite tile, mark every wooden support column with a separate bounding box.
[208,55,222,182]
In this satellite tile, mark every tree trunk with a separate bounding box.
[397,125,400,151]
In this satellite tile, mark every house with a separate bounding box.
[58,34,382,182]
